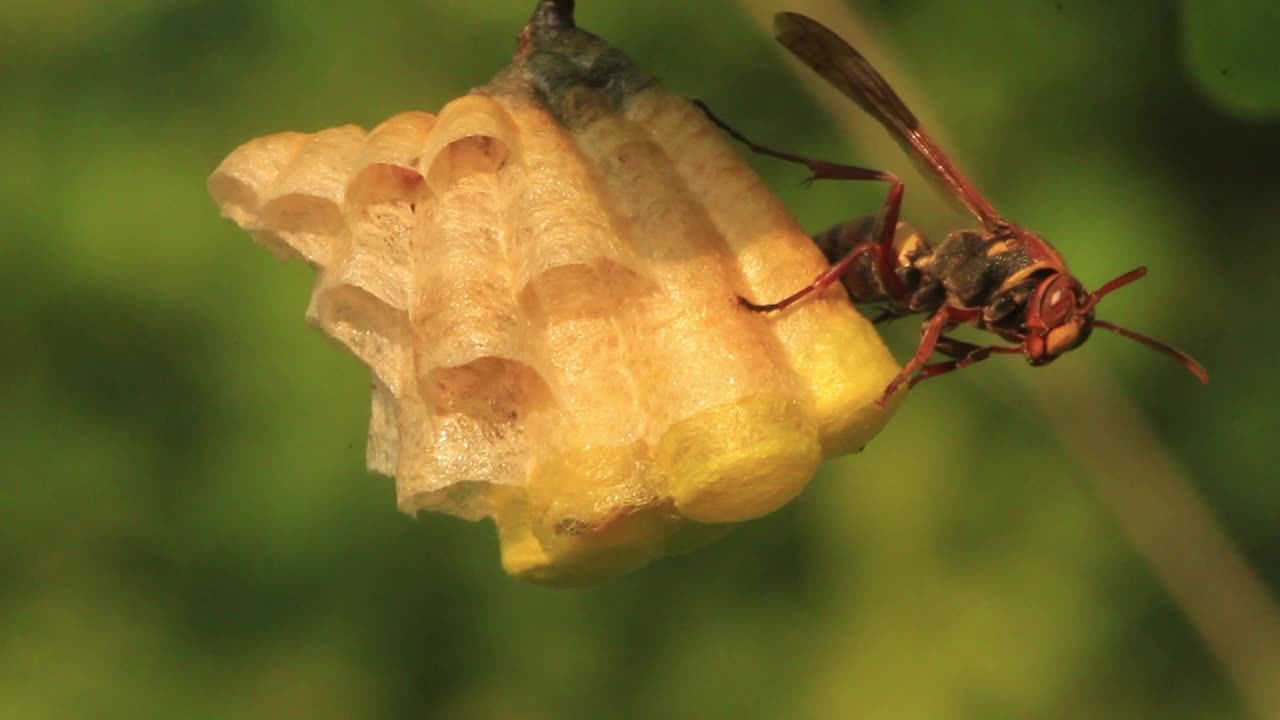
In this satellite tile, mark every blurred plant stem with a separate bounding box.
[1023,357,1280,719]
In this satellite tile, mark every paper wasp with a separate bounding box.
[700,13,1208,405]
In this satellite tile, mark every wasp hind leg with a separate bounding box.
[694,100,910,311]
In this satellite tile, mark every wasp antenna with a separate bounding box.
[1084,266,1148,312]
[1094,319,1210,383]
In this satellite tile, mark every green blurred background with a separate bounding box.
[5,1,1279,717]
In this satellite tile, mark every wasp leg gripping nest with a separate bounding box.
[208,2,900,585]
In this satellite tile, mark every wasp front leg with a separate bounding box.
[908,336,1022,389]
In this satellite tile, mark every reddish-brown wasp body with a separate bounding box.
[700,12,1208,406]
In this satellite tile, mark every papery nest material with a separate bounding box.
[208,0,900,585]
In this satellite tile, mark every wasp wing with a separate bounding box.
[775,12,1005,231]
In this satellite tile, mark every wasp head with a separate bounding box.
[1022,267,1209,382]
[1023,272,1093,365]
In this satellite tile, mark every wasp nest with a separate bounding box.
[208,2,900,585]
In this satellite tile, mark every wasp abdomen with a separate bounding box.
[812,217,932,306]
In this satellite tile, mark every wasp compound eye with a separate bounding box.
[1039,274,1079,328]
